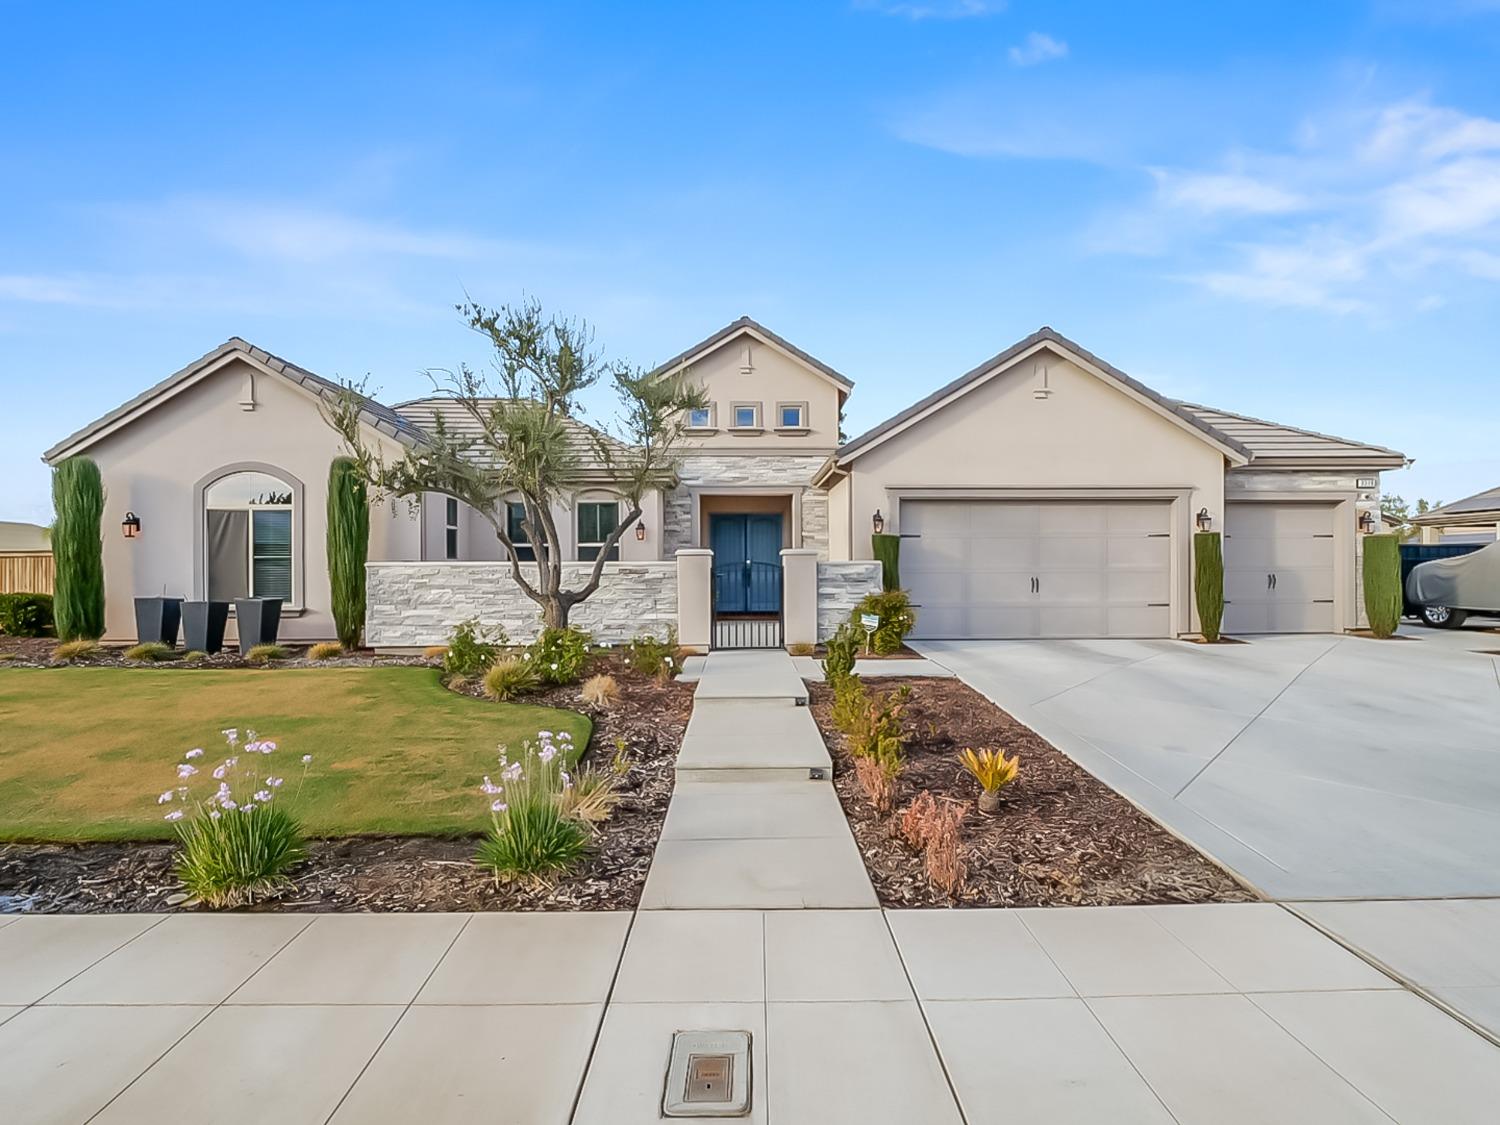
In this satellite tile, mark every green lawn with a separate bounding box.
[0,666,591,842]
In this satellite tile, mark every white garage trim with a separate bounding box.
[1221,493,1356,633]
[896,490,1193,638]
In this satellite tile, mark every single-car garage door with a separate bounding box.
[1223,501,1336,634]
[903,499,1173,639]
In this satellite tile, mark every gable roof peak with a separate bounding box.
[649,315,854,392]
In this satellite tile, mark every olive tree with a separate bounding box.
[325,299,705,630]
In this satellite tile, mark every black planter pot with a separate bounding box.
[182,600,230,655]
[234,598,284,655]
[133,597,183,648]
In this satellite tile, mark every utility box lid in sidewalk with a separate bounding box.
[664,1029,752,1118]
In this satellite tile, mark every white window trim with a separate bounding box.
[775,401,809,431]
[576,499,622,562]
[729,401,763,432]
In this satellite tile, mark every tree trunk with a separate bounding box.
[541,597,568,630]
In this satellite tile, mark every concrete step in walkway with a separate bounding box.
[639,648,877,911]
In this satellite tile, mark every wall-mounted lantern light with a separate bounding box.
[1358,510,1376,534]
[122,511,142,539]
[1195,507,1212,532]
[635,519,647,542]
[872,509,885,535]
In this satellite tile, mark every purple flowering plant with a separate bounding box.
[474,728,590,882]
[161,727,313,907]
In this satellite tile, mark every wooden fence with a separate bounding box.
[0,552,54,594]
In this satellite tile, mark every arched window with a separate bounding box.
[203,470,295,602]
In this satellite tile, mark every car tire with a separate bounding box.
[1419,605,1468,629]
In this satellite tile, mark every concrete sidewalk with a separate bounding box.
[6,904,1500,1123]
[638,648,876,910]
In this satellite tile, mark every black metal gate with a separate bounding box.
[711,559,784,649]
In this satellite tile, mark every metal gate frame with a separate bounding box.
[711,559,784,649]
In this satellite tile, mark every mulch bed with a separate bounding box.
[0,634,433,669]
[0,655,693,914]
[808,677,1256,909]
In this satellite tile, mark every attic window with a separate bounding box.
[687,405,714,430]
[776,403,807,429]
[731,403,761,430]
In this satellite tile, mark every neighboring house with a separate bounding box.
[41,320,1404,644]
[0,520,53,594]
[1410,486,1500,546]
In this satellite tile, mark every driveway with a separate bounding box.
[914,631,1500,901]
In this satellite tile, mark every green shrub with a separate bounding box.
[442,618,507,679]
[528,626,592,685]
[0,592,53,636]
[51,456,106,641]
[326,457,369,650]
[1363,533,1402,639]
[1193,531,1224,642]
[475,731,590,882]
[307,641,345,661]
[165,728,310,907]
[175,804,306,907]
[624,629,679,681]
[872,533,902,591]
[183,650,207,664]
[849,589,916,655]
[483,656,541,701]
[245,643,290,664]
[830,671,868,738]
[848,684,909,770]
[822,624,859,684]
[52,638,100,662]
[124,641,176,662]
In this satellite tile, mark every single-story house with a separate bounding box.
[1411,486,1500,546]
[41,319,1405,645]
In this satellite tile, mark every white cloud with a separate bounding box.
[1008,32,1068,67]
[1119,96,1500,314]
[853,0,1005,19]
[1152,169,1309,214]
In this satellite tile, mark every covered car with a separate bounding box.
[1404,540,1500,628]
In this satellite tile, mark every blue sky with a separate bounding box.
[4,0,1500,524]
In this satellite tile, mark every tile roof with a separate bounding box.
[42,337,425,463]
[1172,402,1407,469]
[393,396,635,475]
[1412,485,1500,523]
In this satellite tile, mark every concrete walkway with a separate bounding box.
[6,904,1500,1123]
[639,649,875,909]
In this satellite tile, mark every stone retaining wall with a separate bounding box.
[816,561,884,640]
[366,561,678,648]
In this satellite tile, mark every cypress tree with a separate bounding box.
[1193,531,1224,643]
[1363,533,1402,639]
[326,456,369,649]
[871,533,901,591]
[51,456,106,640]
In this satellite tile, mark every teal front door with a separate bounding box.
[711,514,783,613]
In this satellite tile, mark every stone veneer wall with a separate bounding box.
[816,561,883,641]
[366,561,677,648]
[663,453,831,559]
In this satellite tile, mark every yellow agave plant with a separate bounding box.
[957,747,1020,794]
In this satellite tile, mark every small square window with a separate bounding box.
[732,404,759,429]
[506,501,537,562]
[779,404,805,428]
[688,406,712,429]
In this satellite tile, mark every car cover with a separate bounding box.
[1405,541,1500,612]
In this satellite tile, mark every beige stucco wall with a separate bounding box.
[70,357,417,643]
[831,348,1229,636]
[676,332,844,453]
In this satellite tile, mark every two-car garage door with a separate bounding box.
[903,500,1173,639]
